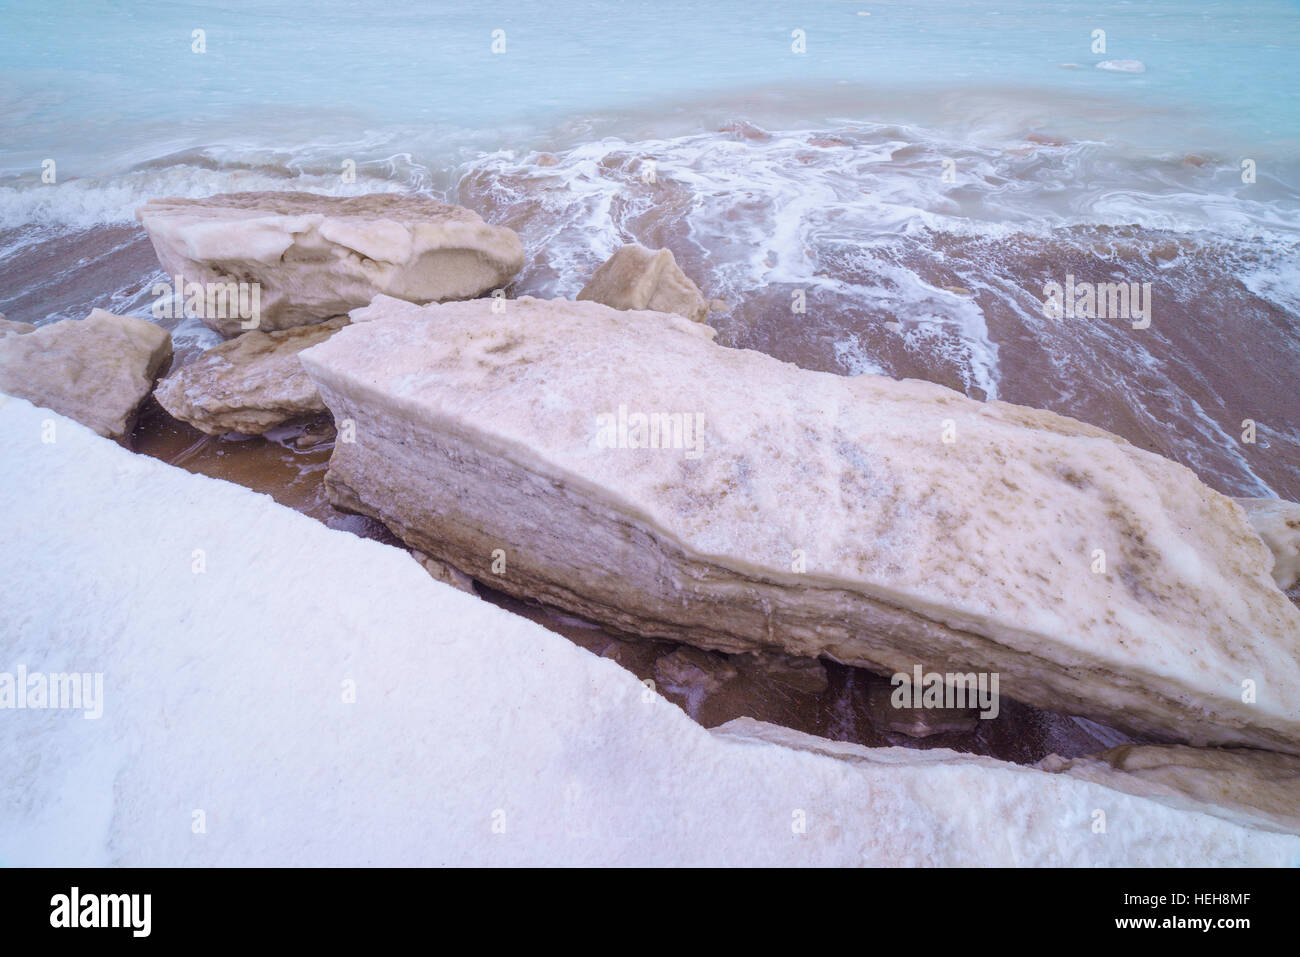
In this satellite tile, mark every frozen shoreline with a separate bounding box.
[1,396,1296,866]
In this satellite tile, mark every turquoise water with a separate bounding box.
[2,0,1299,177]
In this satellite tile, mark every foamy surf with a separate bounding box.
[453,120,1300,498]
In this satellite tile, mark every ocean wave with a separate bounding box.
[0,150,433,231]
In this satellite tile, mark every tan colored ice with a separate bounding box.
[0,309,171,441]
[577,243,710,321]
[1235,497,1300,591]
[136,191,525,336]
[0,317,36,339]
[1039,744,1300,835]
[154,317,347,435]
[300,295,1300,753]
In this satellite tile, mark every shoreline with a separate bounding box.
[3,0,1298,869]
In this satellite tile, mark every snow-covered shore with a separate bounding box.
[1,397,1295,866]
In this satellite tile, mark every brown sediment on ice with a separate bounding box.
[298,295,1300,753]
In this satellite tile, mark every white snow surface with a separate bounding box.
[0,397,1296,866]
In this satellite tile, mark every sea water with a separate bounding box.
[2,0,1299,175]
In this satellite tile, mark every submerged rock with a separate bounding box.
[136,191,525,336]
[293,421,337,449]
[735,652,829,694]
[1039,744,1300,836]
[654,647,741,718]
[299,295,1300,753]
[154,317,348,436]
[577,244,709,322]
[0,309,171,441]
[1234,497,1300,591]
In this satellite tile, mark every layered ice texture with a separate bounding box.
[136,192,525,335]
[300,296,1300,752]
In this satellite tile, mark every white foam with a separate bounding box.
[0,164,412,232]
[1242,260,1300,317]
[1096,60,1147,74]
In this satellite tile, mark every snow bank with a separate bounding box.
[0,397,1295,866]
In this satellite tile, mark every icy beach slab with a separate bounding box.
[0,309,171,441]
[299,296,1300,754]
[577,243,710,322]
[154,317,347,435]
[136,192,525,336]
[0,396,1295,866]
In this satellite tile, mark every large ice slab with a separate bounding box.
[0,309,171,441]
[300,296,1300,753]
[136,191,525,336]
[0,397,1295,865]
